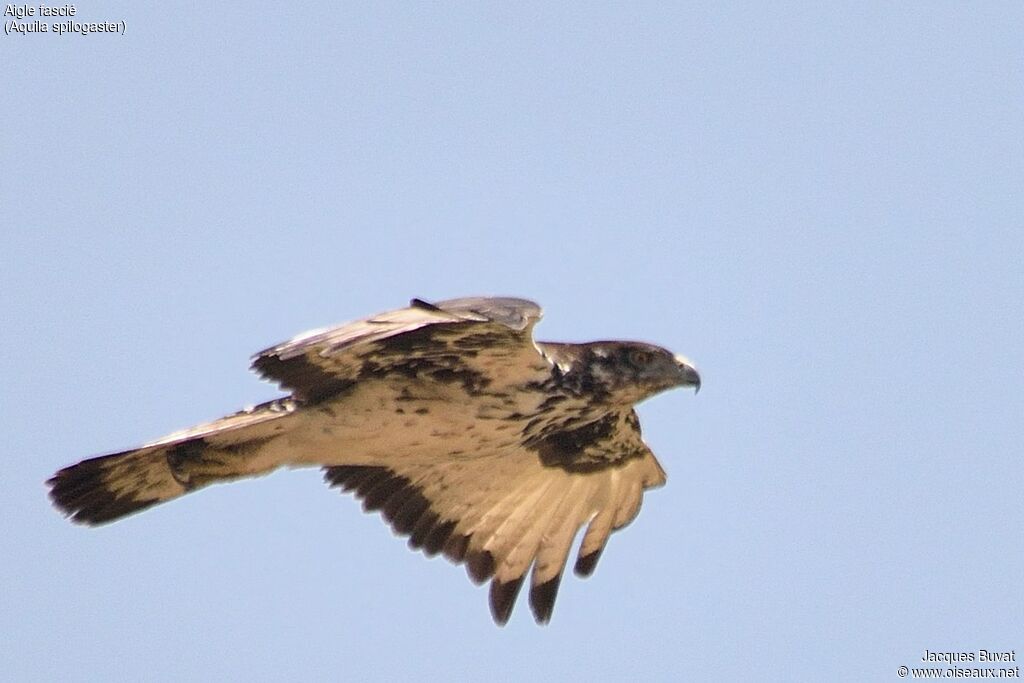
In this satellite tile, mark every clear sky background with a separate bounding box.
[3,3,1022,681]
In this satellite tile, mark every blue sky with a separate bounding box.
[3,2,1022,681]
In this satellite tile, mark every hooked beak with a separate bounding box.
[674,357,701,393]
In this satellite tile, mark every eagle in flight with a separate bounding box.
[48,297,701,625]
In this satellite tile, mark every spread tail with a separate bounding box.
[48,398,299,526]
[49,443,194,525]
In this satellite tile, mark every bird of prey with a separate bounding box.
[48,296,700,625]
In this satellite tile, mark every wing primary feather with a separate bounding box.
[322,466,353,489]
[408,509,441,549]
[477,476,563,621]
[479,475,557,563]
[575,506,615,578]
[353,469,393,496]
[528,574,562,624]
[422,520,458,557]
[528,478,592,622]
[361,476,408,512]
[490,574,526,626]
[612,479,644,528]
[387,492,430,534]
[466,549,496,585]
[442,532,470,563]
[574,548,604,578]
[324,465,381,492]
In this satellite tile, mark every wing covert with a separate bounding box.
[251,297,545,402]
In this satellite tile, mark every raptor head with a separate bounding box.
[573,341,701,405]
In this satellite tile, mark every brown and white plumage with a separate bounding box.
[48,296,701,625]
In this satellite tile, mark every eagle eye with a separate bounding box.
[627,348,654,367]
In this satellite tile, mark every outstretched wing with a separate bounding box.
[252,297,547,402]
[323,411,667,625]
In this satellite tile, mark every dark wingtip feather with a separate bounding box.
[422,520,457,557]
[326,466,467,567]
[387,491,430,535]
[361,476,408,512]
[408,510,440,549]
[442,533,470,563]
[323,465,368,491]
[574,548,604,577]
[529,574,563,624]
[353,469,392,497]
[489,575,526,626]
[465,549,495,585]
